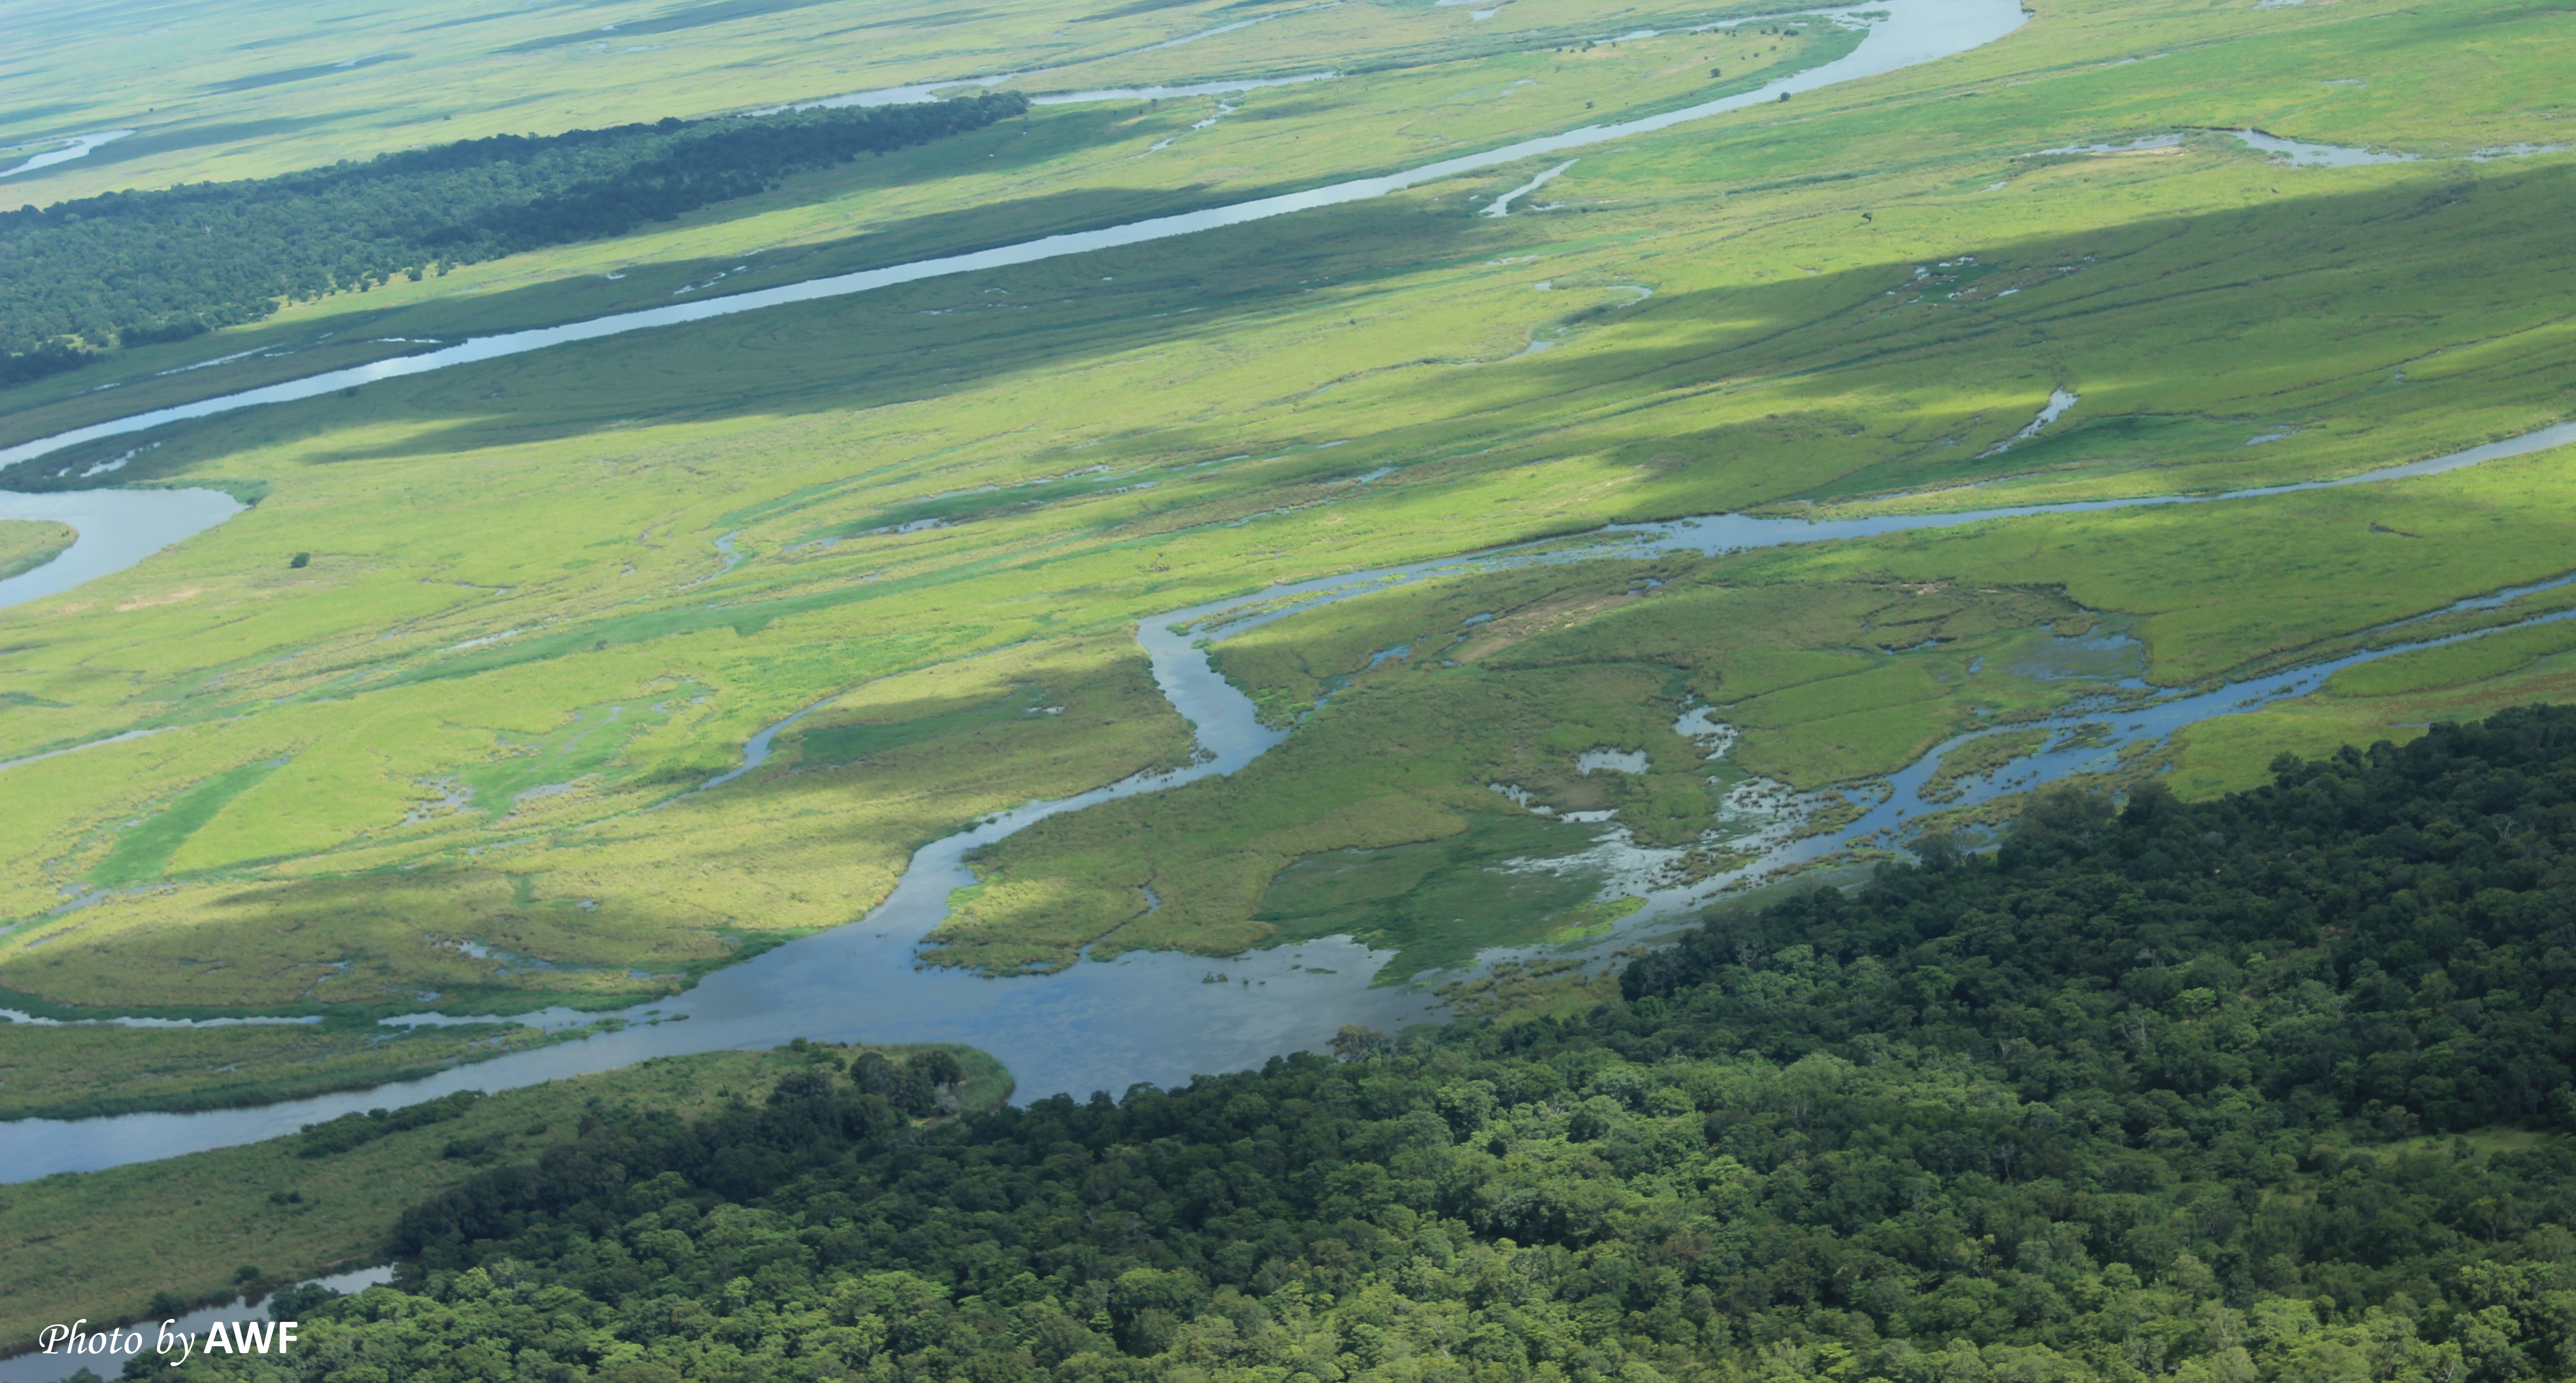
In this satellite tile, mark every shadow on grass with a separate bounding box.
[6,171,1495,481]
[0,101,1357,445]
[10,148,2573,558]
[1401,157,2576,515]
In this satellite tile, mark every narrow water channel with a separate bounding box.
[0,0,2028,476]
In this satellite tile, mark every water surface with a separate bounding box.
[0,130,132,180]
[0,487,243,612]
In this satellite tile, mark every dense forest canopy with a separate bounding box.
[155,707,2576,1383]
[0,94,1028,386]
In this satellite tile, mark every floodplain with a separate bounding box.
[0,0,2574,1116]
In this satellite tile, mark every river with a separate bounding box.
[0,0,2027,476]
[0,130,132,181]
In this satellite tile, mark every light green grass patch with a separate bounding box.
[0,521,74,580]
[1253,811,1623,980]
[2327,621,2576,699]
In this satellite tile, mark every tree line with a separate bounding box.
[0,94,1028,388]
[146,705,2576,1383]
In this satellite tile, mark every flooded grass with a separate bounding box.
[1253,811,1614,979]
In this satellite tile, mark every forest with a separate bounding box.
[0,93,1028,385]
[118,705,2576,1383]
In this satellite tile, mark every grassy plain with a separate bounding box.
[0,520,70,579]
[0,1040,1008,1353]
[0,1017,568,1120]
[0,521,71,581]
[0,0,2571,1102]
[0,17,1852,431]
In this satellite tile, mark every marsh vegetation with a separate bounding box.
[0,0,2572,1121]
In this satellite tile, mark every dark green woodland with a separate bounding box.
[152,707,2576,1383]
[0,94,1027,385]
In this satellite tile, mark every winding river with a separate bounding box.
[3,415,2573,1185]
[0,0,2567,1192]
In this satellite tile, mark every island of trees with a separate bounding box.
[0,94,1028,388]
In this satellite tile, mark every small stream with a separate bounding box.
[0,130,132,181]
[1,417,2570,1181]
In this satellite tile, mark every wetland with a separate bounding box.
[5,0,2576,1228]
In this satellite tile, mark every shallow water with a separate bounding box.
[1647,598,2576,912]
[1482,159,1574,216]
[1979,386,2077,457]
[0,129,131,181]
[0,0,2029,476]
[2233,128,2415,167]
[1032,73,1341,105]
[2032,134,2180,156]
[2469,142,2570,161]
[0,487,243,612]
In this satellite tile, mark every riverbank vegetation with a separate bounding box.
[150,709,2576,1383]
[0,0,1816,201]
[0,16,1852,434]
[0,1017,566,1121]
[0,1042,1003,1353]
[0,0,2570,1101]
[0,520,72,580]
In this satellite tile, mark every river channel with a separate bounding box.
[0,0,2027,476]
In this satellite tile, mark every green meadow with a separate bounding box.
[0,521,71,581]
[1,0,2574,1103]
[0,1017,568,1121]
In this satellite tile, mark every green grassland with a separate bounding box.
[0,0,2572,1107]
[0,0,1851,204]
[0,1017,570,1120]
[0,1040,1008,1354]
[0,520,72,581]
[0,16,1853,423]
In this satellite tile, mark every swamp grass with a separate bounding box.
[0,1017,563,1121]
[0,521,72,581]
